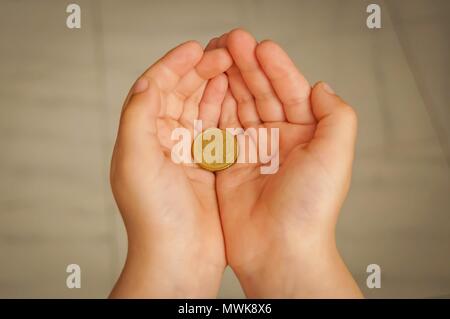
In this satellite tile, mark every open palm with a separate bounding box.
[212,30,358,297]
[110,41,232,297]
[110,31,360,298]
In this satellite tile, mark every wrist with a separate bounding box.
[111,234,225,298]
[233,230,362,298]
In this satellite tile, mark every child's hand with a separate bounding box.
[214,29,363,298]
[110,30,362,298]
[109,41,232,298]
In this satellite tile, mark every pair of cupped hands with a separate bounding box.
[110,29,362,298]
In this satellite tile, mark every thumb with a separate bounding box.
[115,77,163,162]
[111,78,164,202]
[308,82,358,165]
[120,77,161,135]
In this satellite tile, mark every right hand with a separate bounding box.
[213,29,362,298]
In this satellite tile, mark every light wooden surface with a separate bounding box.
[0,0,448,298]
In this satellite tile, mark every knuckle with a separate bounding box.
[236,94,255,106]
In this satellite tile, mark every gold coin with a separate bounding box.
[192,128,238,172]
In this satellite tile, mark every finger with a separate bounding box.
[177,38,220,125]
[121,41,203,119]
[205,37,219,51]
[143,40,204,92]
[308,82,357,163]
[198,74,228,129]
[174,48,232,100]
[178,81,206,129]
[216,33,228,48]
[166,48,231,120]
[215,33,261,128]
[219,90,242,129]
[226,28,285,122]
[256,40,314,124]
[227,67,261,128]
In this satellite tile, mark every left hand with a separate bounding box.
[110,41,232,298]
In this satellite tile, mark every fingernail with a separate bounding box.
[322,82,335,95]
[133,77,149,94]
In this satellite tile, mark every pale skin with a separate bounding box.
[110,29,363,298]
[109,41,232,298]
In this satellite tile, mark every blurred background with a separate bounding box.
[0,0,449,298]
